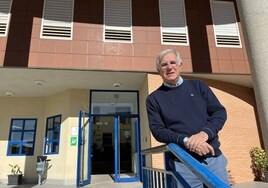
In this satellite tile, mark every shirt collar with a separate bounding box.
[163,77,184,88]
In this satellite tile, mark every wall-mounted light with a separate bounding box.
[5,92,14,97]
[35,80,45,86]
[113,82,121,87]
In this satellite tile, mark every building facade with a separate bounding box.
[0,0,263,186]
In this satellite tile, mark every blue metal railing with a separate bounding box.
[141,143,230,188]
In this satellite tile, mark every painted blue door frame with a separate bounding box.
[76,111,141,186]
[113,114,141,183]
[76,111,92,187]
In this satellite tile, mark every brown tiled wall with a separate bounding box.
[0,0,250,75]
[202,78,259,184]
[147,74,260,184]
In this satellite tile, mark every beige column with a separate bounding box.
[236,1,268,150]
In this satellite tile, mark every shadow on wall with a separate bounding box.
[185,75,262,147]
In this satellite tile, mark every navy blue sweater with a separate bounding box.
[146,79,227,158]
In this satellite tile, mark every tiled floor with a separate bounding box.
[0,175,143,188]
[0,182,143,188]
[1,182,268,188]
[232,181,268,188]
[1,176,268,188]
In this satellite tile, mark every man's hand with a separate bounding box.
[185,131,215,156]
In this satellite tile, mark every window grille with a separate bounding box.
[7,119,37,156]
[210,1,242,47]
[104,0,132,42]
[41,0,74,40]
[0,0,12,36]
[44,115,61,155]
[159,0,189,45]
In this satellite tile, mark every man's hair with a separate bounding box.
[155,48,182,71]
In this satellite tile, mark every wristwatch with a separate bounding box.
[183,137,189,148]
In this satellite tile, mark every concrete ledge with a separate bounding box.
[232,181,268,188]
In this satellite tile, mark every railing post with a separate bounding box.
[164,151,174,188]
[142,155,148,188]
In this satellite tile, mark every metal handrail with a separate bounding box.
[141,143,231,188]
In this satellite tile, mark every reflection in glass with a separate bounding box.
[44,115,61,154]
[11,132,22,141]
[55,116,61,124]
[12,120,23,130]
[91,91,138,115]
[23,132,34,142]
[24,120,36,130]
[22,143,33,155]
[119,118,137,177]
[54,126,60,139]
[45,142,59,153]
[47,130,52,140]
[7,119,37,156]
[47,118,54,129]
[9,144,20,154]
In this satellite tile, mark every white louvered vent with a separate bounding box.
[159,0,188,45]
[104,0,132,42]
[0,0,12,36]
[211,1,241,47]
[41,0,74,39]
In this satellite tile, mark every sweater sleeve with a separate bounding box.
[146,95,187,146]
[198,80,227,140]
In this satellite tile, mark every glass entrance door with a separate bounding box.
[91,115,114,174]
[114,115,140,182]
[90,91,141,182]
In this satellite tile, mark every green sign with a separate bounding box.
[70,136,77,146]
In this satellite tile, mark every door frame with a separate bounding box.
[77,90,141,186]
[76,111,92,187]
[113,114,141,182]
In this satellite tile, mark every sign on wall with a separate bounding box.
[70,136,77,146]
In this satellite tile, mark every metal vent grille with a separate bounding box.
[104,0,132,42]
[105,29,131,41]
[215,35,240,46]
[41,0,74,39]
[162,32,187,44]
[42,25,72,38]
[0,0,12,36]
[211,1,241,47]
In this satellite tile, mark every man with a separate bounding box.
[146,48,229,187]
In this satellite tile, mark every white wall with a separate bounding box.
[0,89,89,185]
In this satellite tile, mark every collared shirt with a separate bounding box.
[163,76,184,88]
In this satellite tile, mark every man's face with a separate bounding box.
[158,52,182,85]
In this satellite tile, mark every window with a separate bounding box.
[7,119,37,156]
[44,115,61,154]
[0,0,12,36]
[159,0,189,45]
[210,1,242,47]
[104,0,132,42]
[41,0,74,40]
